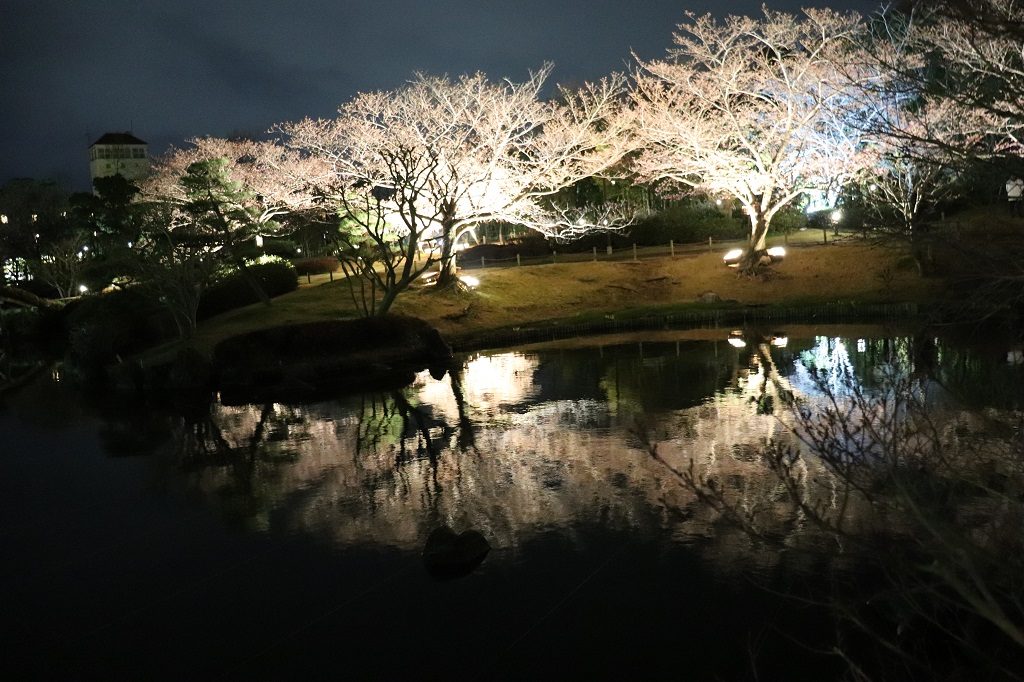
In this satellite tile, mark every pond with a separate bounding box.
[2,324,1022,680]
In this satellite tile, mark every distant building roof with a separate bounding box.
[90,132,147,147]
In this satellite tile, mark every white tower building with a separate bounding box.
[88,132,149,185]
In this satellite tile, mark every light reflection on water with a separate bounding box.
[161,329,1012,575]
[5,327,1024,678]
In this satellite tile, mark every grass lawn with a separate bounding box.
[170,237,939,359]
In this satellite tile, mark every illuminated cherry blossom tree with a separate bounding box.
[826,3,1004,238]
[631,8,867,270]
[857,2,1024,168]
[283,66,631,288]
[864,1,1024,299]
[912,0,1024,152]
[852,84,986,233]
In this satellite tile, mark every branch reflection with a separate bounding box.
[142,329,1024,576]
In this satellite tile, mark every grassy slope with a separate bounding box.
[174,238,938,358]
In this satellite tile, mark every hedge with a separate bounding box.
[197,260,299,320]
[292,256,340,276]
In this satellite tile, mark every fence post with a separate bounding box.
[481,256,486,269]
[592,246,597,262]
[633,243,638,261]
[517,253,521,266]
[670,239,675,257]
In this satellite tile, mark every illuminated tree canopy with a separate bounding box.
[912,0,1024,152]
[110,0,1024,317]
[842,2,1023,232]
[282,66,632,286]
[630,8,868,269]
[141,137,317,237]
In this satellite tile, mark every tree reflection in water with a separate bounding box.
[11,327,1015,679]
[152,329,1024,584]
[640,334,1024,678]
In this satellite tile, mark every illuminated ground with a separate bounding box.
[167,234,936,361]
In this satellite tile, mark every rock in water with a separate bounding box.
[697,291,721,304]
[422,526,491,579]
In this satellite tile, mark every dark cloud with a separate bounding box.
[0,0,883,190]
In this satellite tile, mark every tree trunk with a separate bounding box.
[0,285,61,309]
[376,287,399,316]
[740,210,771,272]
[435,224,457,288]
[750,211,769,252]
[170,306,197,340]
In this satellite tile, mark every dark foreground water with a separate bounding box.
[2,325,1021,680]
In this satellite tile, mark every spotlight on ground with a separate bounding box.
[723,248,744,267]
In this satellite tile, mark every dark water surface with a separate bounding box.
[2,325,1021,680]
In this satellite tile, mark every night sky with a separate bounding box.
[2,0,882,190]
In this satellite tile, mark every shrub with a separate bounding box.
[262,238,298,259]
[458,236,551,265]
[541,203,746,253]
[15,277,59,300]
[62,288,172,370]
[214,315,448,365]
[633,202,748,243]
[236,238,299,261]
[212,315,453,397]
[197,260,298,320]
[292,256,340,276]
[768,207,807,235]
[0,308,44,355]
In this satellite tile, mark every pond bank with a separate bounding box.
[91,300,937,404]
[104,315,452,403]
[448,301,927,352]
